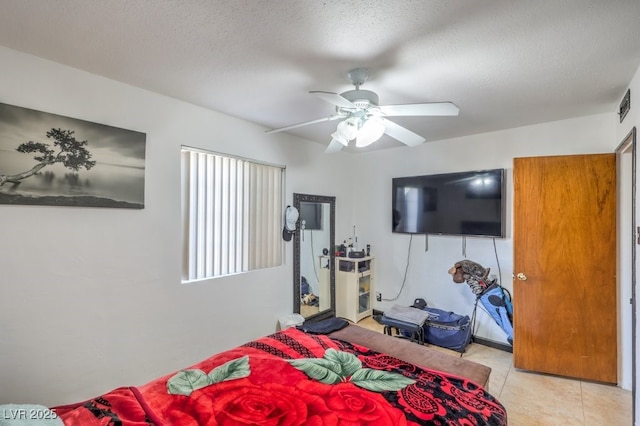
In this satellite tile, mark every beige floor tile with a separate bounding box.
[355,315,383,332]
[499,369,584,425]
[581,381,632,425]
[463,344,512,396]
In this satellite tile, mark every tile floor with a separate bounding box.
[356,316,632,425]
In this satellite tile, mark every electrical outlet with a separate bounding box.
[376,292,382,302]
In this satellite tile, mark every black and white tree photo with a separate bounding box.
[0,102,146,208]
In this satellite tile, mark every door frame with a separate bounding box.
[616,126,636,424]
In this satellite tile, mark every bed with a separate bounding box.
[51,324,506,425]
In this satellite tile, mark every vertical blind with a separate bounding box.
[181,147,283,281]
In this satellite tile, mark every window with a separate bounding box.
[181,147,284,282]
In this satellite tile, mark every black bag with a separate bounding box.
[297,317,349,334]
[405,307,472,352]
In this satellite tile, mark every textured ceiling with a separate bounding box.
[1,0,639,152]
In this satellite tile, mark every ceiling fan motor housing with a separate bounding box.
[340,89,379,109]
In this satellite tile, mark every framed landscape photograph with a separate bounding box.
[0,102,146,208]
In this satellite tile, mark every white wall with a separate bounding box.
[615,65,640,421]
[348,113,619,346]
[0,46,354,406]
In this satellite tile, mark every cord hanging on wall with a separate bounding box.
[462,236,467,257]
[384,233,414,302]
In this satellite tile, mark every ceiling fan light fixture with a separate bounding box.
[333,117,360,145]
[330,132,349,146]
[356,116,385,147]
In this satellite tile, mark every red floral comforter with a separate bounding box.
[53,327,506,425]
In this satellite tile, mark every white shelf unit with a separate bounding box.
[335,256,374,323]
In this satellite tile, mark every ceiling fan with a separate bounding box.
[265,68,459,153]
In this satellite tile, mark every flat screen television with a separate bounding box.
[392,169,505,237]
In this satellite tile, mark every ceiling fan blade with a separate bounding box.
[310,91,357,109]
[325,138,345,154]
[265,115,343,134]
[379,102,459,117]
[382,118,425,146]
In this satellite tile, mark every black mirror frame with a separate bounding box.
[293,193,336,322]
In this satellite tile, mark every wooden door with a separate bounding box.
[513,153,617,383]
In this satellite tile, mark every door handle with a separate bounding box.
[516,272,527,281]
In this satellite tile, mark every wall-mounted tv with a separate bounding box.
[392,169,505,237]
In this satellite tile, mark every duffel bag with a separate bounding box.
[420,307,472,352]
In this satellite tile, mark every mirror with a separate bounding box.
[293,193,335,322]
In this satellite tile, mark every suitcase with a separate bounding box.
[405,307,472,352]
